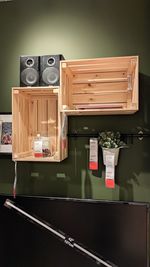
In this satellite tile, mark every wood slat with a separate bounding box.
[62,55,134,67]
[72,82,128,93]
[73,77,128,84]
[73,71,127,81]
[72,92,127,104]
[48,97,57,156]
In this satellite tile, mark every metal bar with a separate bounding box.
[4,199,117,267]
[67,132,150,138]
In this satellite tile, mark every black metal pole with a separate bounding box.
[4,199,117,267]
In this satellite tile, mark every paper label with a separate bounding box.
[34,140,43,154]
[61,113,67,150]
[89,138,98,170]
[105,155,115,188]
[42,137,51,157]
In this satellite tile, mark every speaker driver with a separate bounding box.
[42,67,59,85]
[47,57,56,66]
[21,68,39,86]
[25,58,34,67]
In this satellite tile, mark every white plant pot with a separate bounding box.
[102,147,120,166]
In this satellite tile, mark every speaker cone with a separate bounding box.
[21,68,39,86]
[42,67,59,85]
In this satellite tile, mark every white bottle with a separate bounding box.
[33,134,43,158]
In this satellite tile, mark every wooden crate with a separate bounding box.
[12,87,68,162]
[60,56,139,115]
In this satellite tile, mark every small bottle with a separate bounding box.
[33,134,43,158]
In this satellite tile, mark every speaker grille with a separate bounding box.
[40,54,64,86]
[20,56,40,86]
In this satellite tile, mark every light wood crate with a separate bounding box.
[60,56,139,115]
[12,87,68,162]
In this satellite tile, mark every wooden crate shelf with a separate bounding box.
[60,56,139,115]
[12,87,68,162]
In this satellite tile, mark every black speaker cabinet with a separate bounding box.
[20,56,40,86]
[40,54,64,86]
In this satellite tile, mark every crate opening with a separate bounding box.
[61,56,138,115]
[12,88,63,162]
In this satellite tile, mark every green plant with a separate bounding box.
[98,131,126,149]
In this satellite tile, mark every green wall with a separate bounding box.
[0,0,150,202]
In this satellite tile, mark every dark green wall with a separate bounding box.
[0,0,150,201]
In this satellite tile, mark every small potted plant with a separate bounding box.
[98,131,126,166]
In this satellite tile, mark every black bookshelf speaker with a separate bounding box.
[20,56,40,86]
[40,54,64,86]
